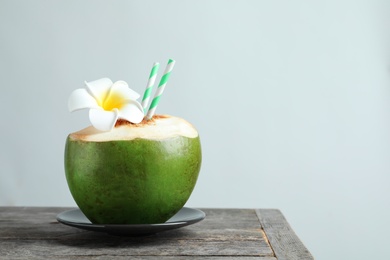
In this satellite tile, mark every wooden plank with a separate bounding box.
[256,209,314,260]
[0,239,271,257]
[0,207,275,259]
[3,257,277,260]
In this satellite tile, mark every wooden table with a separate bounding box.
[0,207,313,259]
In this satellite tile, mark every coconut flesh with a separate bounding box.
[69,115,198,142]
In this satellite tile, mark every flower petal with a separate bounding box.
[68,88,99,112]
[109,80,140,101]
[118,101,144,124]
[89,108,118,131]
[85,78,113,106]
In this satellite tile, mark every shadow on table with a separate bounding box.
[52,225,197,249]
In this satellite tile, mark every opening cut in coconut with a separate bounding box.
[69,115,199,142]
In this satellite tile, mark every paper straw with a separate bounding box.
[146,59,176,120]
[141,62,160,114]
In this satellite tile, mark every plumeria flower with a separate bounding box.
[68,78,144,131]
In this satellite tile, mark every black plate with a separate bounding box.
[56,207,205,236]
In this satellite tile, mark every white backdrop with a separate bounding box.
[1,1,390,259]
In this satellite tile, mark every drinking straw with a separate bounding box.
[141,62,160,114]
[146,59,176,119]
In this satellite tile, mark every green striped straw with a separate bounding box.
[141,62,160,114]
[146,59,176,120]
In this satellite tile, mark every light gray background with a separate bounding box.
[1,1,389,259]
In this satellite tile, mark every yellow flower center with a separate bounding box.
[102,92,125,111]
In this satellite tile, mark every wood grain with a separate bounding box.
[0,207,312,259]
[256,209,314,260]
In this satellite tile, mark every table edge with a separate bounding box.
[255,209,314,260]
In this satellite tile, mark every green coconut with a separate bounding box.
[64,115,201,224]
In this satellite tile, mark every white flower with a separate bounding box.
[68,78,144,131]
